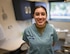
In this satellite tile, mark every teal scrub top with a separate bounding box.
[23,23,58,54]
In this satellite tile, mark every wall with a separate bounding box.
[0,0,21,39]
[0,0,32,39]
[67,0,70,1]
[0,0,32,53]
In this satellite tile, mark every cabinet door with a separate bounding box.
[20,1,32,20]
[12,0,32,20]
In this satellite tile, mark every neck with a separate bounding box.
[36,23,46,29]
[35,23,46,34]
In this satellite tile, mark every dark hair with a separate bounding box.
[33,6,47,16]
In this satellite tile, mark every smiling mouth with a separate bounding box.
[38,20,42,23]
[38,19,43,23]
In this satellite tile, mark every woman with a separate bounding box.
[23,6,58,54]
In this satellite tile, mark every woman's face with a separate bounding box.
[34,7,47,28]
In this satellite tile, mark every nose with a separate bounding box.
[39,14,42,18]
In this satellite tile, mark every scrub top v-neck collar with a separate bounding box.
[33,23,48,37]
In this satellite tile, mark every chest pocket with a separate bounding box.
[27,35,35,40]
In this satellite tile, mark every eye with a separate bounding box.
[41,12,46,16]
[35,12,39,16]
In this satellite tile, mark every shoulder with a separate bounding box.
[46,23,56,32]
[24,24,35,32]
[47,23,55,29]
